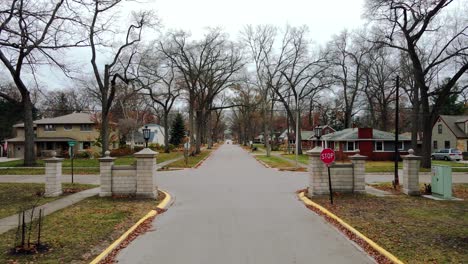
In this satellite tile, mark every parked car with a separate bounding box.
[431,148,462,161]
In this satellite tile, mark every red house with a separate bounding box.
[319,127,412,161]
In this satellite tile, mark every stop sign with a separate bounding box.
[320,148,335,166]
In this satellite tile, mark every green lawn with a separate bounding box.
[282,154,308,165]
[256,155,295,168]
[165,150,211,168]
[365,160,468,173]
[0,152,183,175]
[309,193,468,263]
[0,183,97,219]
[0,194,163,263]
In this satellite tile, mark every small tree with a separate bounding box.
[170,113,185,147]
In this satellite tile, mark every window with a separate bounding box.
[433,141,438,150]
[346,141,357,151]
[438,124,442,134]
[80,124,92,131]
[83,142,91,149]
[44,124,55,131]
[444,141,450,149]
[398,141,404,150]
[64,124,72,131]
[375,141,384,151]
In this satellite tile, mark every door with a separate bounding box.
[14,144,24,158]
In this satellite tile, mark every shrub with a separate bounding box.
[110,147,134,157]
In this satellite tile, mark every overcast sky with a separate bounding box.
[38,0,367,89]
[144,0,366,42]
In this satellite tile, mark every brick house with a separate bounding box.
[432,115,468,152]
[319,127,412,161]
[5,112,116,158]
[285,125,336,151]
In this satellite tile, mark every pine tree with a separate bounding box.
[170,113,185,146]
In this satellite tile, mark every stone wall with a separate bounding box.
[99,148,158,198]
[307,147,367,197]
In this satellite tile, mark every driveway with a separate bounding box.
[116,144,373,263]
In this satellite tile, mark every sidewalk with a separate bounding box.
[0,187,99,235]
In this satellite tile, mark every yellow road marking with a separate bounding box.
[89,190,172,264]
[298,191,404,264]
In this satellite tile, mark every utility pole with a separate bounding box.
[394,76,400,188]
[295,97,299,169]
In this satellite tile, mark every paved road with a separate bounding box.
[117,144,373,264]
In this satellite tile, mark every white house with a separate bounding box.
[127,124,166,147]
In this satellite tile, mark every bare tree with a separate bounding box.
[327,30,374,128]
[137,49,181,153]
[0,0,87,165]
[276,25,329,154]
[362,46,399,131]
[243,25,284,156]
[86,0,156,155]
[159,29,243,154]
[367,0,468,167]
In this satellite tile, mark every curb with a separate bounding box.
[89,190,173,264]
[194,150,214,168]
[297,191,404,264]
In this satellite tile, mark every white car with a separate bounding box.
[431,148,462,161]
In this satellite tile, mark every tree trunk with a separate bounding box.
[411,86,420,151]
[195,109,203,154]
[207,111,213,149]
[163,111,170,153]
[23,96,36,166]
[420,87,432,168]
[263,103,271,157]
[101,109,110,156]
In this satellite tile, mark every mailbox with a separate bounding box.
[431,165,452,199]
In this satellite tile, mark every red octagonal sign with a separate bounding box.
[320,148,335,166]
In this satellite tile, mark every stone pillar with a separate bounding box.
[402,149,421,196]
[307,146,325,197]
[135,148,158,199]
[44,151,63,197]
[99,150,115,197]
[349,149,367,193]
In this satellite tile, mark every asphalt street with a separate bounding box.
[116,143,373,264]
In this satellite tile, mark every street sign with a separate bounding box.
[68,141,76,147]
[320,148,335,166]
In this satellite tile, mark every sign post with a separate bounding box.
[320,148,335,205]
[68,141,76,184]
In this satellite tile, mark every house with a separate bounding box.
[318,127,411,161]
[5,112,113,158]
[127,124,166,147]
[432,115,468,152]
[285,125,336,150]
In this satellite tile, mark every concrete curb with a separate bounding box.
[89,190,173,264]
[297,191,404,264]
[193,150,214,169]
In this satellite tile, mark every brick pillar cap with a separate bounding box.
[99,150,115,161]
[349,149,367,160]
[134,147,158,158]
[401,149,421,160]
[306,146,323,157]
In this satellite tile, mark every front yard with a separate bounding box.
[164,150,211,168]
[0,183,97,219]
[0,194,164,263]
[307,186,468,263]
[0,151,183,175]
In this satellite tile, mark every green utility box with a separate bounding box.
[431,165,452,199]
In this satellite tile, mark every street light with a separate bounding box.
[142,125,150,148]
[315,125,322,148]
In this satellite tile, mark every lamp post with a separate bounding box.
[314,125,322,148]
[142,125,150,148]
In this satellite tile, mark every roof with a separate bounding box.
[321,128,411,141]
[438,115,468,139]
[13,112,94,127]
[5,137,77,142]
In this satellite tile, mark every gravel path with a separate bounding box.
[116,143,373,264]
